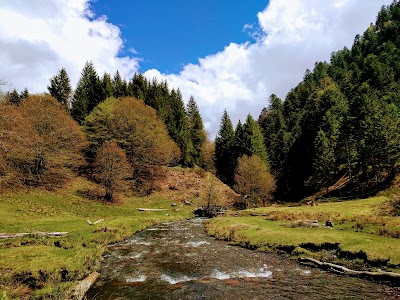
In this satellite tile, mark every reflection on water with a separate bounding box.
[88,218,399,300]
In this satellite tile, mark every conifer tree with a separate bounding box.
[172,89,194,166]
[71,61,104,124]
[129,73,148,100]
[186,96,206,166]
[102,72,114,98]
[8,89,21,106]
[234,120,246,161]
[242,114,268,161]
[113,70,126,98]
[20,88,29,100]
[259,95,289,175]
[47,67,72,110]
[214,110,236,186]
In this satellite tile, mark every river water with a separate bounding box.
[88,218,399,299]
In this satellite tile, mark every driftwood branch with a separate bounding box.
[137,208,169,212]
[0,232,68,239]
[298,257,400,282]
[87,219,104,225]
[71,271,100,300]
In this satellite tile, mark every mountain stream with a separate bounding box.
[87,218,399,299]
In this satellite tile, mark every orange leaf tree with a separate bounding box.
[93,141,131,201]
[0,95,86,190]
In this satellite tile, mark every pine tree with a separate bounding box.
[234,120,246,160]
[113,70,126,98]
[20,88,29,100]
[169,89,193,166]
[129,73,148,100]
[259,94,288,176]
[214,110,236,186]
[47,67,72,110]
[242,114,268,161]
[306,130,335,189]
[186,96,206,166]
[102,72,114,98]
[8,89,21,106]
[71,61,104,124]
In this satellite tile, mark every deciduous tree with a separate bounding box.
[93,141,131,201]
[234,155,275,208]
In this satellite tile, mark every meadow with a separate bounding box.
[206,195,400,273]
[0,177,195,299]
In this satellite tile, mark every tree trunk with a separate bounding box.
[104,189,113,202]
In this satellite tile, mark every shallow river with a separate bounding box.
[88,218,399,299]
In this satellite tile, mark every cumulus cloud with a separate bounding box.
[0,0,139,93]
[144,0,391,137]
[0,0,392,138]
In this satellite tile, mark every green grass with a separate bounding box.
[0,178,195,299]
[206,196,400,273]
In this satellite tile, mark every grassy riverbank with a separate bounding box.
[0,174,201,299]
[206,195,400,275]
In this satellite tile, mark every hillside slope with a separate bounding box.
[0,168,236,299]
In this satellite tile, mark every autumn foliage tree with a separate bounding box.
[84,97,180,194]
[93,141,131,201]
[0,105,40,188]
[0,95,86,189]
[234,155,275,208]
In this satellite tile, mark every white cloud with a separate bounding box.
[0,0,139,93]
[144,0,391,137]
[0,0,392,138]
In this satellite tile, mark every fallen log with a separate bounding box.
[71,271,100,300]
[298,257,400,282]
[0,232,68,239]
[137,208,169,212]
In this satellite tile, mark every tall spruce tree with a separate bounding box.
[214,110,236,186]
[186,96,206,166]
[47,67,72,110]
[259,94,288,175]
[168,89,194,166]
[234,120,246,161]
[129,73,148,100]
[71,61,104,124]
[242,114,268,161]
[113,70,126,98]
[102,72,114,98]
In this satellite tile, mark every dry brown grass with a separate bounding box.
[151,167,238,207]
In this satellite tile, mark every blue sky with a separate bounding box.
[0,0,392,136]
[91,0,267,73]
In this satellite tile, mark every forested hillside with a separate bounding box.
[1,3,399,205]
[1,65,210,200]
[259,3,400,201]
